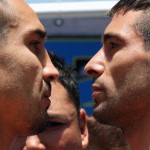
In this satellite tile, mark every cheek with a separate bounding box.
[39,129,69,148]
[15,49,43,83]
[1,55,42,90]
[18,59,43,97]
[39,127,82,150]
[58,132,81,150]
[111,58,150,97]
[56,129,81,148]
[111,62,130,89]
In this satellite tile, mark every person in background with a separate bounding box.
[0,0,58,149]
[84,0,150,149]
[10,52,88,150]
[86,116,131,150]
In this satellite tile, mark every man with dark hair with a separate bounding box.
[84,0,150,149]
[10,52,88,150]
[0,0,58,149]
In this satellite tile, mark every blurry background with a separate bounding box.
[26,0,118,115]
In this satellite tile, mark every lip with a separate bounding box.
[43,86,51,110]
[43,82,52,98]
[92,83,104,103]
[44,89,51,98]
[92,91,101,99]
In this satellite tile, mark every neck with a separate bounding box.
[0,124,17,150]
[123,114,150,150]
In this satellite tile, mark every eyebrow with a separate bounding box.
[101,33,124,43]
[36,29,47,39]
[48,113,76,122]
[49,114,66,120]
[28,29,47,39]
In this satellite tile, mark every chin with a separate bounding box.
[93,106,113,125]
[27,113,49,135]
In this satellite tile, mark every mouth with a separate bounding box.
[43,83,52,109]
[44,89,51,98]
[43,81,51,97]
[92,83,105,104]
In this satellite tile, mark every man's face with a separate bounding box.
[84,10,150,128]
[0,0,58,135]
[10,81,88,150]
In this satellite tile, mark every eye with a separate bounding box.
[29,40,41,55]
[31,41,40,46]
[47,121,64,128]
[106,40,120,53]
[104,40,121,59]
[31,41,40,49]
[110,42,117,49]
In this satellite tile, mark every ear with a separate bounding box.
[79,108,89,149]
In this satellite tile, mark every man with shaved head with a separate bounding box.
[0,0,58,149]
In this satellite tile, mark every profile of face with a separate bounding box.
[10,81,88,150]
[84,10,150,127]
[0,0,58,135]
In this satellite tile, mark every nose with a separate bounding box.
[24,135,46,150]
[43,52,59,82]
[84,49,105,78]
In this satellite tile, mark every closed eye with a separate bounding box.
[47,121,64,128]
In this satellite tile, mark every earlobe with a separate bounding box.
[79,108,89,149]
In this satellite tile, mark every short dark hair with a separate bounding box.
[49,51,80,115]
[108,0,150,51]
[0,0,16,46]
[108,0,150,17]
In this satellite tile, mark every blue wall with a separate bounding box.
[45,39,102,115]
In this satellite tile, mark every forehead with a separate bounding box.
[8,0,45,32]
[47,81,77,123]
[49,81,76,113]
[104,10,142,40]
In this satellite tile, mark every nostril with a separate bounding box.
[48,76,55,81]
[87,69,98,76]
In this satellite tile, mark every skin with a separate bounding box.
[86,116,130,150]
[10,81,88,150]
[0,0,59,149]
[84,10,150,150]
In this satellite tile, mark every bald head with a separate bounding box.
[0,0,16,46]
